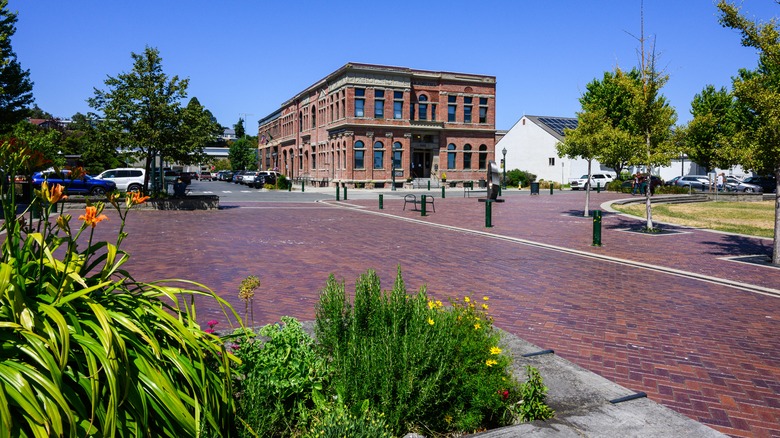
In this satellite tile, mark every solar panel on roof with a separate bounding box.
[537,117,577,136]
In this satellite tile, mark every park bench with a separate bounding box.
[403,194,435,212]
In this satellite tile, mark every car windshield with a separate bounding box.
[580,175,588,179]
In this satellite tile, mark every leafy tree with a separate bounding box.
[29,104,53,120]
[718,0,780,264]
[0,0,34,134]
[88,46,212,192]
[678,85,737,173]
[179,96,222,164]
[228,137,257,170]
[9,120,61,168]
[234,117,245,139]
[619,44,678,230]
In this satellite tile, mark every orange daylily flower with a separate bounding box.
[79,205,108,228]
[39,181,68,204]
[130,191,150,205]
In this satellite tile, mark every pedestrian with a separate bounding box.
[631,173,639,195]
[718,172,726,191]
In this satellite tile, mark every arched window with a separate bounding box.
[418,94,428,120]
[373,141,384,169]
[354,140,365,169]
[393,141,403,169]
[478,144,488,169]
[463,144,472,170]
[447,143,457,169]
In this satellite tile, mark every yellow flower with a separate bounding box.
[444,415,453,424]
[485,359,497,367]
[474,323,481,330]
[464,296,471,303]
[428,300,436,310]
[427,318,434,325]
[482,303,489,310]
[490,346,502,355]
[435,300,443,308]
[483,296,489,301]
[79,205,108,228]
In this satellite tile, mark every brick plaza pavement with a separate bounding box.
[76,190,778,437]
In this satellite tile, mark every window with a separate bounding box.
[418,95,428,120]
[311,106,316,128]
[374,89,384,118]
[447,143,457,169]
[549,157,555,166]
[448,95,457,122]
[464,105,472,123]
[393,91,403,119]
[463,144,472,169]
[354,140,365,168]
[479,106,488,123]
[393,141,402,168]
[373,141,384,169]
[479,144,487,169]
[355,88,365,117]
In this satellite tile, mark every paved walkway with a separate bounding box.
[77,189,778,437]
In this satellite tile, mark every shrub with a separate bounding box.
[518,365,555,422]
[304,402,392,438]
[0,140,240,437]
[314,268,529,436]
[506,169,536,187]
[233,317,328,437]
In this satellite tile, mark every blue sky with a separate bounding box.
[9,0,780,131]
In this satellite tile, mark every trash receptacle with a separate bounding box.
[478,179,487,188]
[530,182,540,195]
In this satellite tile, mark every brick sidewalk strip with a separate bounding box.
[63,192,778,437]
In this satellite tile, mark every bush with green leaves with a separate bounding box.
[315,268,538,435]
[506,169,536,187]
[304,402,392,438]
[233,317,328,437]
[0,140,240,437]
[518,365,555,422]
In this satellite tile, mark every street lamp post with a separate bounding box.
[501,147,507,189]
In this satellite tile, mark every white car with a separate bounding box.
[570,173,615,190]
[95,168,145,192]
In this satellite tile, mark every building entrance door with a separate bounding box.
[411,150,431,178]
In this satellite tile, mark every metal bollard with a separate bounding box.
[421,195,427,216]
[302,180,305,192]
[379,194,383,210]
[485,200,493,228]
[288,181,292,192]
[596,182,601,193]
[343,185,347,200]
[441,186,446,198]
[550,184,554,195]
[428,180,431,191]
[336,185,340,201]
[592,210,602,246]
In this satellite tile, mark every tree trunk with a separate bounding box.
[645,133,653,230]
[584,159,592,217]
[773,169,780,265]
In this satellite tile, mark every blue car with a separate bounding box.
[32,170,117,196]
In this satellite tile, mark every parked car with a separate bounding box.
[742,175,777,193]
[674,175,711,191]
[569,173,615,190]
[728,179,763,193]
[32,170,117,196]
[232,170,246,184]
[217,170,233,181]
[620,175,663,194]
[94,168,145,192]
[241,171,260,186]
[249,171,281,188]
[665,176,682,186]
[199,171,213,181]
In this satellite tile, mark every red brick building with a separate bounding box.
[257,63,496,187]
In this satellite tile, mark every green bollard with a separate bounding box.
[592,210,602,246]
[597,182,601,193]
[421,194,427,216]
[499,185,502,196]
[428,180,431,191]
[441,186,446,199]
[379,194,383,210]
[343,185,347,200]
[302,179,305,192]
[550,184,554,195]
[485,200,493,228]
[336,185,340,201]
[288,181,292,192]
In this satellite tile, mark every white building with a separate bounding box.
[497,115,612,184]
[497,115,747,184]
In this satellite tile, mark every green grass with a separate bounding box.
[613,201,774,238]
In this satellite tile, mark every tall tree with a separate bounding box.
[228,137,257,171]
[0,0,34,134]
[88,46,204,192]
[234,117,245,139]
[718,1,780,264]
[176,97,221,165]
[678,85,737,173]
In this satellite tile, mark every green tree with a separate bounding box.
[234,117,245,139]
[678,85,737,173]
[620,44,678,230]
[179,96,222,164]
[88,46,210,192]
[718,1,780,264]
[228,137,257,170]
[0,0,34,134]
